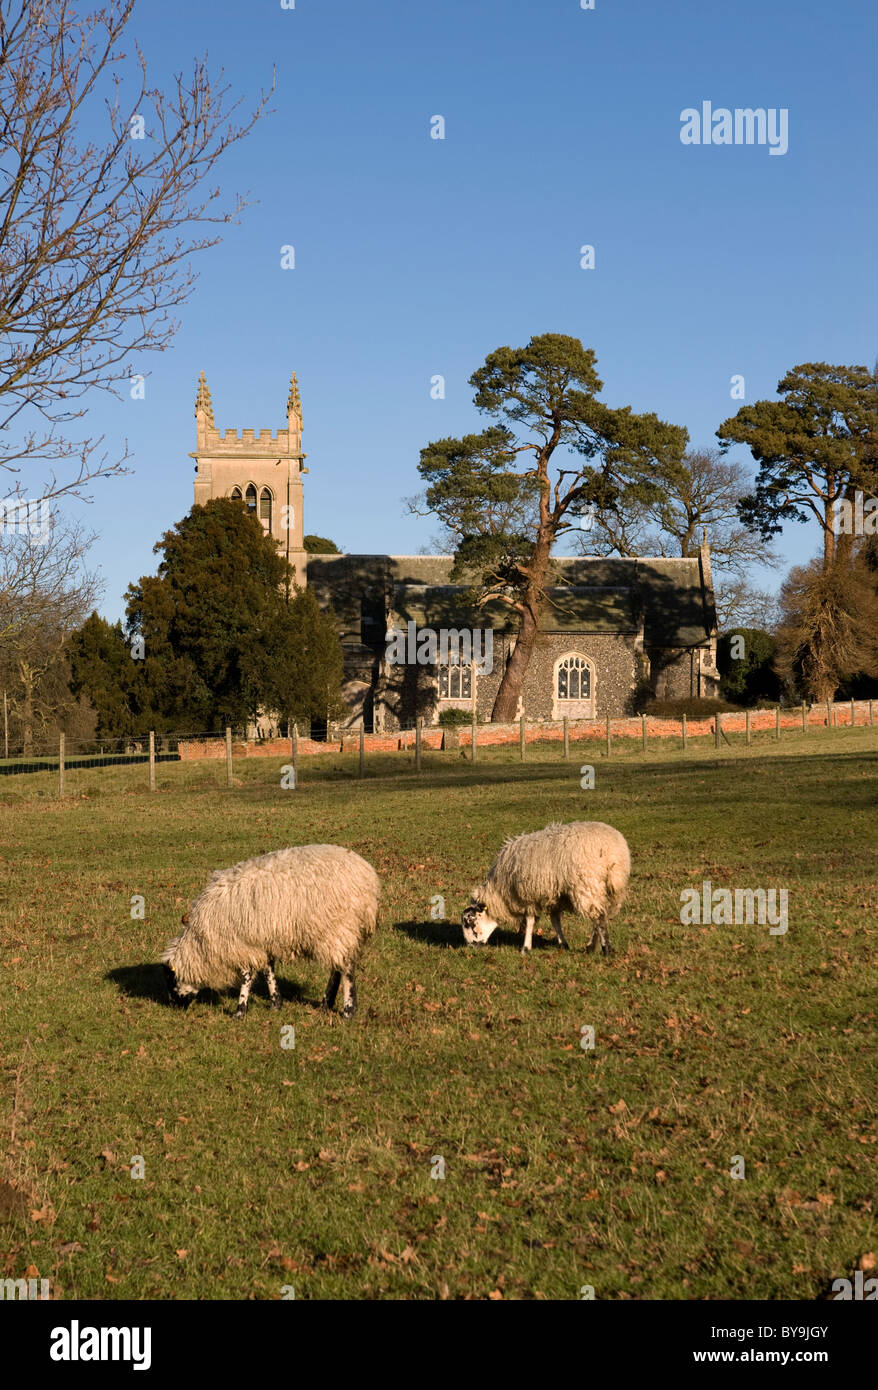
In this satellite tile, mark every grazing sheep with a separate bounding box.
[461,820,629,956]
[161,845,380,1018]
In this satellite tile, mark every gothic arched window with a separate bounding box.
[556,653,593,701]
[245,484,257,515]
[230,486,243,502]
[438,662,472,700]
[259,487,273,530]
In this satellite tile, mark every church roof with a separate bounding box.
[305,552,714,649]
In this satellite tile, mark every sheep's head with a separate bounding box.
[162,961,196,1008]
[162,930,197,1008]
[461,893,498,946]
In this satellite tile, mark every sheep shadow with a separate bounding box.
[393,919,563,951]
[105,964,309,1012]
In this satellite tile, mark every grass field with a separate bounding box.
[1,726,877,1300]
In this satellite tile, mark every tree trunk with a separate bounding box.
[491,603,539,722]
[490,533,553,722]
[824,478,836,571]
[19,663,34,756]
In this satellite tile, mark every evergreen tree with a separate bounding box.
[416,333,687,721]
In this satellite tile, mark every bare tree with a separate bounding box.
[0,512,100,750]
[584,447,781,627]
[0,0,271,502]
[0,512,99,641]
[712,576,780,631]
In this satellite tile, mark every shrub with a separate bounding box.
[438,708,474,727]
[718,628,783,706]
[641,697,740,718]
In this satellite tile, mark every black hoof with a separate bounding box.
[585,941,596,954]
[561,941,571,951]
[233,1010,246,1020]
[270,996,282,1011]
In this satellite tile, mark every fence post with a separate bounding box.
[471,714,478,763]
[826,699,832,729]
[292,724,299,785]
[149,730,156,791]
[775,707,780,741]
[642,713,648,753]
[802,702,807,734]
[851,697,856,729]
[359,726,365,778]
[520,712,526,761]
[415,718,422,773]
[870,699,874,727]
[563,715,569,760]
[605,712,611,758]
[745,710,751,746]
[681,713,687,753]
[714,713,721,749]
[226,726,233,787]
[58,731,65,798]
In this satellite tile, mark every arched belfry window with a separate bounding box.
[259,487,273,531]
[245,484,258,516]
[230,486,243,501]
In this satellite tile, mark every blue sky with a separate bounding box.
[36,0,878,621]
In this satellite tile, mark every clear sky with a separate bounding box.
[42,0,878,621]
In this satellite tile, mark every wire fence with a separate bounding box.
[2,698,876,794]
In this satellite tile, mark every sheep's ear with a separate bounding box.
[181,911,189,925]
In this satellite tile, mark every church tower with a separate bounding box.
[191,372,308,584]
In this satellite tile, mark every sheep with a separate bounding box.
[161,844,380,1019]
[461,820,629,956]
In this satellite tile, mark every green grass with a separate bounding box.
[1,726,876,1300]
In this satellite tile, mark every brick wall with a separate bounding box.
[176,701,875,760]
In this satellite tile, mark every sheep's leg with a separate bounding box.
[550,908,570,950]
[521,914,535,955]
[586,913,612,956]
[341,971,357,1019]
[234,969,253,1019]
[322,970,342,1011]
[597,914,613,956]
[266,958,282,1011]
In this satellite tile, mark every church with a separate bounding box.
[191,374,720,733]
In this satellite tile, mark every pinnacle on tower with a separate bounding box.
[287,371,302,426]
[195,370,215,426]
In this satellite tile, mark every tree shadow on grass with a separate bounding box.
[105,963,309,1011]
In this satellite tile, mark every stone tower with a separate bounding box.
[191,372,308,584]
